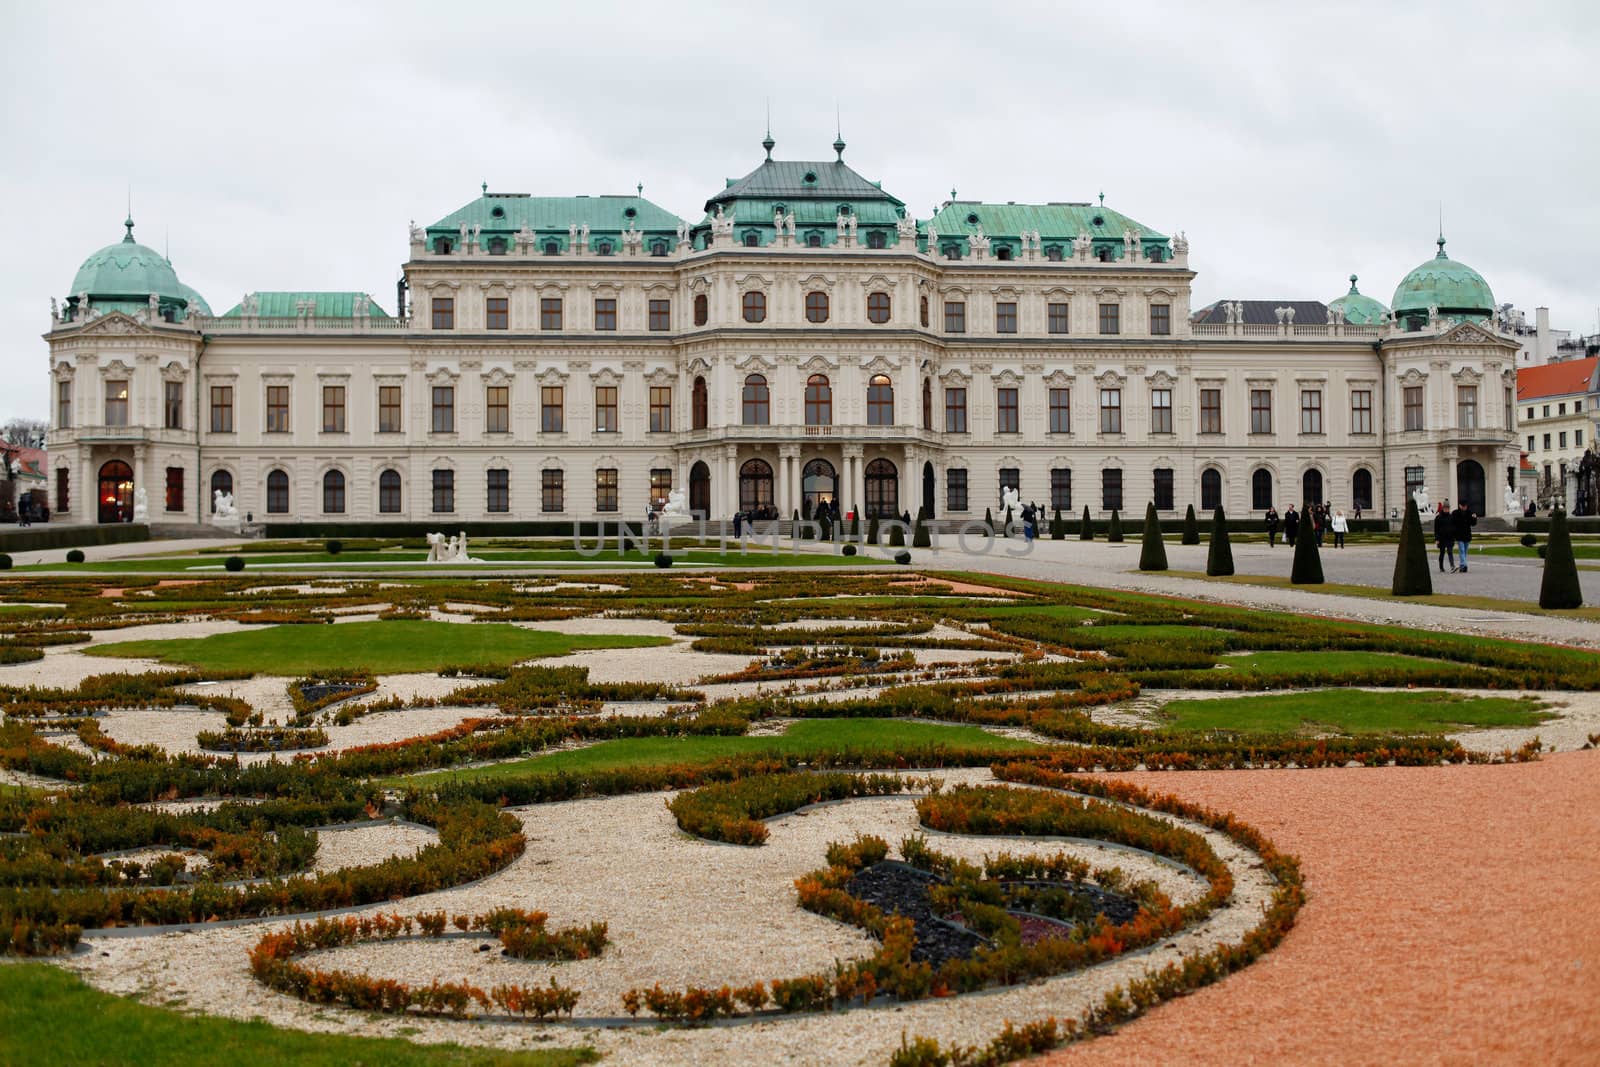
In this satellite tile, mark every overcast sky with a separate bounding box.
[4,0,1597,421]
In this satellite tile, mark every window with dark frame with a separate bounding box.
[922,378,932,430]
[805,375,832,425]
[541,469,564,512]
[378,385,401,433]
[56,468,69,514]
[594,298,617,331]
[210,385,233,432]
[485,296,508,330]
[1300,389,1323,434]
[485,386,509,433]
[266,469,289,513]
[486,468,509,513]
[944,301,966,333]
[210,472,233,513]
[431,386,455,433]
[947,468,968,511]
[541,387,564,433]
[105,379,129,426]
[742,291,766,323]
[995,301,1017,333]
[1200,468,1222,511]
[1404,386,1424,430]
[1250,388,1273,434]
[1252,468,1273,510]
[998,467,1020,504]
[920,296,929,327]
[432,469,454,513]
[322,385,346,433]
[594,386,619,433]
[945,387,967,432]
[1050,468,1072,511]
[1101,468,1123,511]
[742,374,769,425]
[1098,303,1120,335]
[867,375,894,426]
[806,291,829,323]
[595,468,618,512]
[1049,387,1071,433]
[1457,385,1478,428]
[431,297,454,330]
[649,386,672,432]
[266,385,289,433]
[322,470,345,514]
[165,466,184,512]
[1151,388,1173,434]
[996,387,1019,433]
[164,381,183,430]
[1153,467,1174,510]
[57,380,71,429]
[694,293,708,326]
[867,291,891,324]
[378,469,402,513]
[1199,388,1221,433]
[1150,304,1171,335]
[541,298,563,331]
[650,468,672,508]
[1099,388,1122,433]
[1404,465,1425,500]
[1048,302,1069,334]
[692,377,708,429]
[648,299,670,331]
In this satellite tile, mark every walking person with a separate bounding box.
[1452,501,1476,572]
[1330,509,1348,548]
[1021,502,1036,543]
[1433,503,1456,573]
[1310,504,1325,547]
[1284,505,1299,548]
[1265,506,1280,547]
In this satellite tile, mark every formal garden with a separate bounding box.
[1,556,1598,1065]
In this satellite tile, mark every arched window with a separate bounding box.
[379,469,402,513]
[742,374,770,425]
[742,291,766,323]
[209,470,232,513]
[322,470,345,514]
[1200,468,1222,512]
[743,232,760,247]
[922,378,933,430]
[739,459,774,513]
[1251,469,1273,511]
[1302,469,1323,506]
[995,246,1012,261]
[689,461,711,516]
[543,240,560,256]
[692,376,708,430]
[866,230,886,249]
[865,458,899,518]
[805,375,832,426]
[867,374,894,426]
[802,459,837,512]
[267,469,290,514]
[1352,468,1373,511]
[867,291,891,324]
[693,293,708,326]
[805,291,829,323]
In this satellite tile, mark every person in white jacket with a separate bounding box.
[1330,509,1349,548]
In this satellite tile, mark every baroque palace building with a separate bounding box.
[45,136,1522,528]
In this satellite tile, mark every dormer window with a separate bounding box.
[806,232,822,248]
[487,236,507,255]
[1147,247,1164,263]
[434,237,453,254]
[866,230,886,249]
[943,244,962,260]
[743,232,760,247]
[650,240,668,256]
[595,241,613,256]
[995,246,1012,261]
[1045,245,1063,261]
[543,240,560,256]
[1097,246,1113,262]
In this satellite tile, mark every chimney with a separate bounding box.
[1535,307,1551,364]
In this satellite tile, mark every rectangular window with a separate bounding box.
[1050,468,1072,511]
[267,475,288,514]
[485,385,509,434]
[1047,302,1069,334]
[431,386,455,433]
[104,379,129,426]
[594,386,618,433]
[995,301,1017,334]
[56,380,71,428]
[1576,400,1584,413]
[1101,468,1123,511]
[265,385,290,433]
[1527,435,1536,452]
[1199,388,1222,434]
[594,298,617,331]
[164,467,184,512]
[431,296,454,330]
[1049,388,1071,433]
[1150,304,1171,335]
[56,468,69,514]
[210,385,233,432]
[164,381,183,430]
[541,469,564,512]
[1457,385,1478,429]
[541,298,563,331]
[1559,431,1568,448]
[649,386,672,432]
[542,386,564,432]
[998,468,1021,504]
[1151,388,1173,434]
[1300,389,1323,434]
[1577,429,1585,447]
[1405,386,1425,431]
[1351,389,1373,434]
[996,387,1019,433]
[1099,388,1122,434]
[486,468,509,513]
[321,385,346,433]
[1507,387,1516,426]
[1250,388,1273,434]
[1543,433,1552,449]
[1405,465,1425,500]
[378,385,402,433]
[595,468,618,512]
[1542,404,1550,418]
[944,301,966,334]
[1558,402,1567,416]
[944,387,968,432]
[650,468,672,508]
[431,469,454,513]
[1098,303,1120,335]
[1153,468,1174,510]
[485,296,508,330]
[946,468,969,512]
[648,299,670,331]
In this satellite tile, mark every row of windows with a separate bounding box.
[941,466,1377,514]
[942,301,1168,336]
[1525,400,1585,420]
[249,466,671,515]
[433,236,673,257]
[938,243,1168,264]
[1528,429,1585,452]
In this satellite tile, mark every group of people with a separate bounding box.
[1432,501,1477,573]
[1263,502,1351,549]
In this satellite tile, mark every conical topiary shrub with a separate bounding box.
[1539,509,1584,609]
[1138,501,1168,571]
[1291,516,1324,584]
[1107,510,1124,543]
[1181,504,1200,545]
[984,507,995,536]
[801,498,812,521]
[1206,506,1234,576]
[888,520,906,547]
[999,508,1011,538]
[866,516,880,545]
[1051,508,1065,540]
[1079,506,1094,541]
[850,512,861,540]
[1391,496,1432,596]
[819,515,832,541]
[912,511,931,548]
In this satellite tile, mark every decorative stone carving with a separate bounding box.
[132,487,148,523]
[425,531,483,563]
[1412,484,1430,513]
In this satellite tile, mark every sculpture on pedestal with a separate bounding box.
[132,487,148,523]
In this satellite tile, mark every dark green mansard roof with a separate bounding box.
[926,201,1169,258]
[220,291,391,318]
[425,192,685,252]
[694,153,909,248]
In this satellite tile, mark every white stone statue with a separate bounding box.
[710,205,735,237]
[409,220,424,243]
[1412,485,1430,514]
[579,223,590,247]
[424,530,482,563]
[1172,231,1189,255]
[658,486,693,540]
[784,211,796,237]
[896,213,916,239]
[969,225,990,257]
[516,224,534,253]
[212,490,237,519]
[50,297,59,323]
[1074,231,1092,257]
[458,223,469,249]
[676,220,689,245]
[1504,485,1520,515]
[132,487,148,522]
[1000,486,1021,524]
[926,224,937,252]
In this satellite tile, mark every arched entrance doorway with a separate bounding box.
[1457,459,1486,516]
[865,458,899,518]
[98,460,134,524]
[921,462,935,519]
[739,459,773,515]
[1301,469,1323,506]
[689,461,710,517]
[802,459,836,515]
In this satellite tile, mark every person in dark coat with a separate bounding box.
[1433,504,1456,573]
[1451,502,1476,572]
[1283,505,1299,547]
[1264,506,1280,546]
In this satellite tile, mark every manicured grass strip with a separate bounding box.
[387,718,1040,788]
[1160,570,1600,620]
[1221,650,1460,676]
[89,619,667,675]
[1479,544,1600,559]
[0,963,594,1067]
[15,548,887,574]
[1160,689,1550,735]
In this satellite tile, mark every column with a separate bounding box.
[778,446,799,519]
[724,445,739,518]
[790,452,802,517]
[845,447,865,517]
[133,446,147,520]
[79,451,93,524]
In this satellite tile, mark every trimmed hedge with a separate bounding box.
[0,524,149,552]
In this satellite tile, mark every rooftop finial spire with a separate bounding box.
[637,181,644,197]
[1349,273,1359,291]
[832,103,845,161]
[762,99,774,160]
[1098,190,1105,206]
[482,181,488,195]
[1437,204,1446,257]
[124,186,135,243]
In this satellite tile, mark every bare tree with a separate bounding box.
[2,418,47,448]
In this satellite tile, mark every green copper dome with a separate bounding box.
[174,281,211,318]
[69,218,186,304]
[1390,237,1494,323]
[1326,274,1388,324]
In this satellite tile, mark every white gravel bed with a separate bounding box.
[64,767,1273,1066]
[556,643,755,686]
[518,616,680,639]
[513,582,626,593]
[140,797,265,815]
[83,619,250,646]
[311,822,439,874]
[769,618,898,632]
[95,704,488,762]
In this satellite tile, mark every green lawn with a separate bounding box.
[88,619,667,675]
[1478,543,1600,559]
[388,718,1040,788]
[1161,570,1600,620]
[1220,650,1461,676]
[1159,689,1550,735]
[0,963,594,1067]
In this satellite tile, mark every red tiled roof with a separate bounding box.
[1517,356,1599,400]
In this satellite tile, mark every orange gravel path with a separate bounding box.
[1032,752,1600,1066]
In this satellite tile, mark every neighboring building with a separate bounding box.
[43,138,1522,527]
[1517,355,1600,505]
[1497,304,1573,367]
